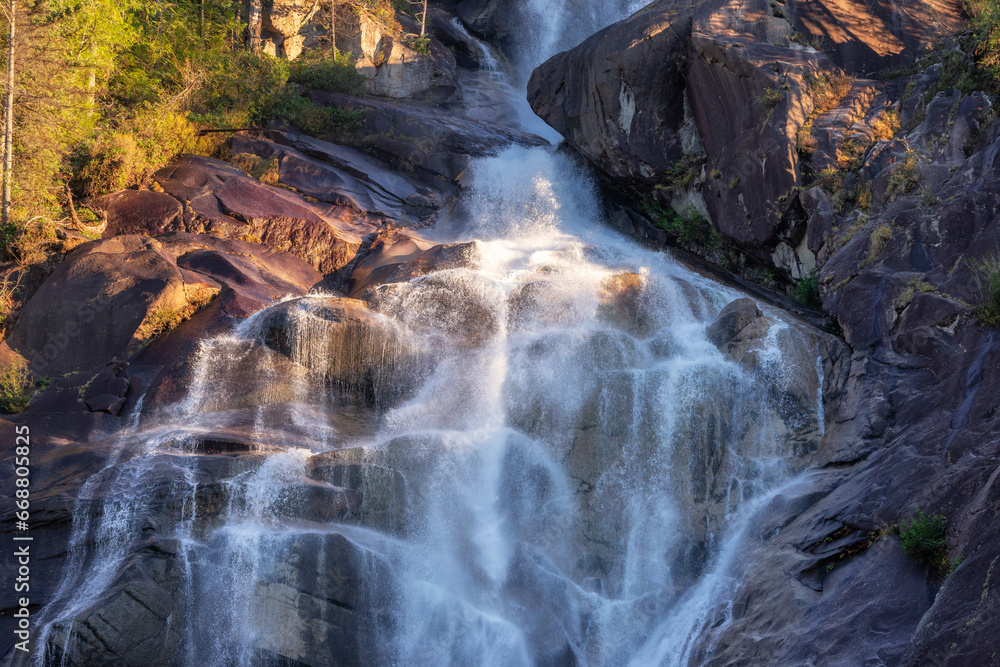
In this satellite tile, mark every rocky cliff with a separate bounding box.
[1,0,999,665]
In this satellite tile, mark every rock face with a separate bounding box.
[5,232,321,383]
[5,236,218,376]
[350,10,460,102]
[256,296,423,406]
[94,155,370,275]
[782,0,963,73]
[527,0,963,278]
[260,0,320,59]
[311,91,549,183]
[527,1,694,187]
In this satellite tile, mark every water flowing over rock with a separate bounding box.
[6,1,1000,665]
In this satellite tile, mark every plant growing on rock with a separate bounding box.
[865,224,893,264]
[136,288,219,344]
[0,358,34,413]
[793,273,822,310]
[886,150,919,199]
[756,88,785,110]
[898,509,948,568]
[856,181,873,213]
[643,200,717,249]
[870,109,901,142]
[814,167,843,193]
[230,153,280,185]
[971,253,1000,327]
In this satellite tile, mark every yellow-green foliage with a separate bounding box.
[136,288,218,343]
[963,0,1000,99]
[856,182,873,212]
[894,278,936,311]
[73,107,217,198]
[798,72,854,156]
[757,88,785,110]
[815,167,844,193]
[231,154,281,185]
[0,360,34,413]
[866,224,893,264]
[837,135,869,170]
[887,150,919,199]
[357,0,403,33]
[971,254,1000,327]
[871,109,901,142]
[807,72,854,112]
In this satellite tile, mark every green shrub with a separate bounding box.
[289,52,367,95]
[73,107,215,197]
[971,254,1000,327]
[643,201,718,248]
[865,224,893,264]
[194,51,291,127]
[871,109,901,142]
[930,1,1000,102]
[0,223,20,260]
[899,510,948,567]
[0,360,34,413]
[267,95,365,140]
[887,150,919,199]
[794,273,822,309]
[757,88,785,110]
[815,167,843,193]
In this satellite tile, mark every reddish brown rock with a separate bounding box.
[92,155,368,275]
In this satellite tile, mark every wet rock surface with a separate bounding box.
[4,0,1000,664]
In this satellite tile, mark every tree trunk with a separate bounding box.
[329,0,336,55]
[86,41,96,115]
[2,0,14,226]
[245,0,262,51]
[420,0,427,38]
[200,0,205,47]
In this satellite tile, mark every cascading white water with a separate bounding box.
[26,5,828,666]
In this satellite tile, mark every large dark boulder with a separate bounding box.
[310,91,549,183]
[527,0,695,187]
[5,233,322,383]
[4,236,220,376]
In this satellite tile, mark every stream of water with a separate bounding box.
[24,3,826,665]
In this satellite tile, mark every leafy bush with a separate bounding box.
[899,510,948,567]
[971,254,1000,327]
[806,72,854,112]
[757,88,785,110]
[643,201,718,248]
[192,51,292,127]
[856,182,873,212]
[870,109,901,142]
[289,52,367,95]
[865,224,893,264]
[73,107,215,197]
[0,360,34,413]
[815,167,844,193]
[962,0,1000,100]
[887,150,919,199]
[267,95,366,140]
[794,273,822,309]
[0,223,20,260]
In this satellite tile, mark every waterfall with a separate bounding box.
[25,5,827,667]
